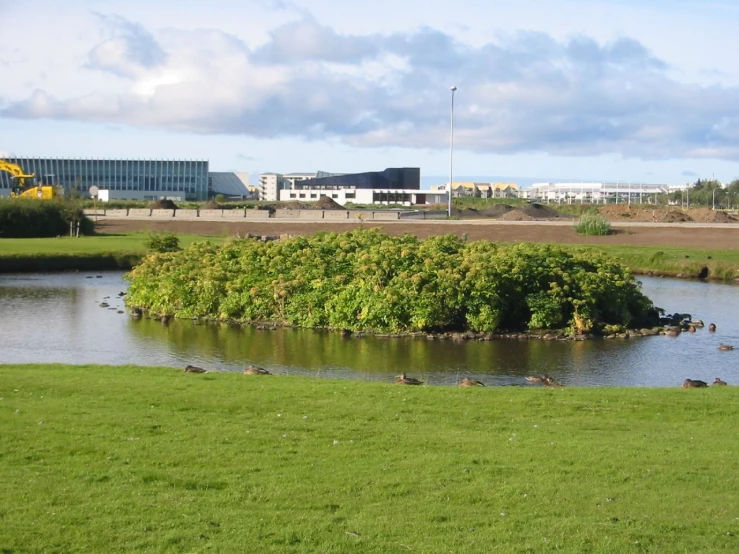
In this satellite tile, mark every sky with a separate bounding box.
[2,0,739,187]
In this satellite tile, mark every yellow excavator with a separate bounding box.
[1,160,61,199]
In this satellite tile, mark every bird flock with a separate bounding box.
[182,319,733,388]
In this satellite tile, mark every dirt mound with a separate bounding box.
[455,208,483,219]
[662,210,693,223]
[521,203,569,219]
[477,204,515,218]
[501,209,536,221]
[201,200,220,210]
[314,195,344,210]
[711,210,738,223]
[687,207,738,223]
[150,199,178,210]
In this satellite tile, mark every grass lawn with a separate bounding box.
[567,244,739,280]
[0,233,218,256]
[2,364,738,553]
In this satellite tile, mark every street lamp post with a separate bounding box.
[448,86,457,218]
[712,188,717,210]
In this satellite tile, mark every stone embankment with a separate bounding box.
[84,208,448,222]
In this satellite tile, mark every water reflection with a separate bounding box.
[1,272,738,387]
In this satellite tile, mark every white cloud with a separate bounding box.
[2,5,739,165]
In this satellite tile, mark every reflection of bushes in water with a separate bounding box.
[127,317,614,375]
[129,318,520,373]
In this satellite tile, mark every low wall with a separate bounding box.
[323,210,349,220]
[245,210,271,219]
[275,209,299,219]
[91,206,432,221]
[222,209,247,218]
[128,208,152,217]
[175,209,199,219]
[151,209,175,218]
[198,209,223,218]
[299,210,323,219]
[371,211,400,221]
[103,209,128,217]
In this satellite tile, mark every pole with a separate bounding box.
[448,85,457,218]
[712,188,716,210]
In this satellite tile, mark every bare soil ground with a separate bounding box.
[96,218,739,250]
[594,204,738,224]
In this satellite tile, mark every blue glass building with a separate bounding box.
[0,157,210,201]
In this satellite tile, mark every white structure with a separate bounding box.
[210,172,250,198]
[258,171,344,201]
[523,182,691,204]
[433,182,519,199]
[258,173,288,201]
[279,187,446,206]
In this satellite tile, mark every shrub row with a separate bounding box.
[0,199,93,238]
[125,229,659,334]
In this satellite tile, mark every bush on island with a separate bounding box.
[125,228,658,334]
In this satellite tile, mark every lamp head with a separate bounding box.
[450,85,457,92]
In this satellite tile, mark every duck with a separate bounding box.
[692,319,705,328]
[525,375,549,384]
[682,378,708,388]
[183,365,208,374]
[718,344,734,351]
[243,365,271,375]
[713,378,728,386]
[459,378,485,387]
[709,323,717,332]
[395,373,423,386]
[544,376,563,387]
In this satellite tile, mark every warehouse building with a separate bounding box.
[0,157,250,201]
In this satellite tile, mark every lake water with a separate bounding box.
[1,271,738,387]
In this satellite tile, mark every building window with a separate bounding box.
[290,193,296,198]
[332,194,338,198]
[310,193,317,198]
[345,192,355,199]
[299,193,305,199]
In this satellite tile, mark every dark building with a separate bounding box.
[294,168,420,191]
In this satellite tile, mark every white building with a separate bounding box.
[257,173,288,201]
[523,182,691,204]
[279,187,446,206]
[260,168,446,206]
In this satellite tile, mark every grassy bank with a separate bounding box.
[2,364,738,553]
[0,233,220,272]
[1,233,739,281]
[568,244,739,281]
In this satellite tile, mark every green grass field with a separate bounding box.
[2,232,737,280]
[2,364,738,553]
[0,233,216,255]
[567,244,739,280]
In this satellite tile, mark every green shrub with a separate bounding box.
[145,232,181,253]
[0,198,93,238]
[125,229,657,334]
[574,214,611,236]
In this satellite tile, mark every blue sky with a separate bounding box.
[2,0,739,187]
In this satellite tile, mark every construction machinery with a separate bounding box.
[1,160,61,199]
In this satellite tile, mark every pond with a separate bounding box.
[1,271,737,387]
